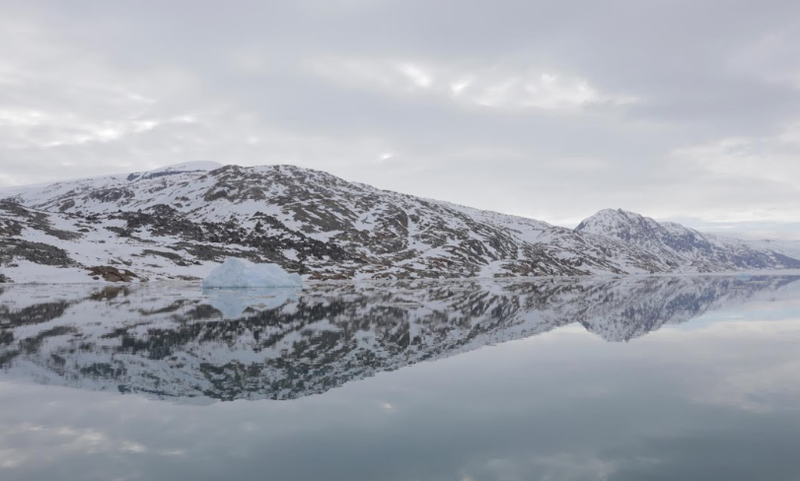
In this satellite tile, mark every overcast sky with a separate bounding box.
[1,0,800,237]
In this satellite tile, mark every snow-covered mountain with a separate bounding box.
[575,208,800,272]
[1,275,796,402]
[1,163,798,283]
[744,238,800,262]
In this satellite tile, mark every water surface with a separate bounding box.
[1,275,799,480]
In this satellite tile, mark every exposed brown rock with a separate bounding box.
[87,266,142,283]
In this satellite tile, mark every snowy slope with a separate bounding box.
[575,208,800,272]
[1,164,798,283]
[744,239,800,261]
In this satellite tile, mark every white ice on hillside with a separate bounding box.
[203,258,303,288]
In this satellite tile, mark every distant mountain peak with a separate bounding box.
[575,208,657,234]
[575,207,800,271]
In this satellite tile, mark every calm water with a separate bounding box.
[1,275,800,480]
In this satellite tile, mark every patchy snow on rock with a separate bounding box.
[203,258,303,288]
[4,163,800,283]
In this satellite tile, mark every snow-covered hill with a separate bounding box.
[744,238,800,262]
[1,275,796,402]
[1,163,798,283]
[575,208,800,272]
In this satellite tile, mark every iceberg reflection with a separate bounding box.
[202,286,302,319]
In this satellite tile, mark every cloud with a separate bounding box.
[0,423,150,469]
[309,56,637,112]
[671,122,800,188]
[661,122,800,224]
[0,0,799,235]
[728,31,800,89]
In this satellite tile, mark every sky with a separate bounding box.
[1,0,799,238]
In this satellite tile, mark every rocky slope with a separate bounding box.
[1,275,797,402]
[576,208,800,271]
[0,163,798,283]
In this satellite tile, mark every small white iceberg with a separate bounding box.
[203,258,303,288]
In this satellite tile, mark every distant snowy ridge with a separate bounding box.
[1,164,798,283]
[124,161,223,182]
[744,238,800,262]
[575,208,800,272]
[0,161,222,198]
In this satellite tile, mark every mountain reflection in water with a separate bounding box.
[0,275,798,402]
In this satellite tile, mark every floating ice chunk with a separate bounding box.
[203,258,303,288]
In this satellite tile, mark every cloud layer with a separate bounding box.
[1,0,799,235]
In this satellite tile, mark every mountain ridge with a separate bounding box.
[0,163,798,283]
[575,207,800,271]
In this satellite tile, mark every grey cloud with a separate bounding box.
[1,0,800,233]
